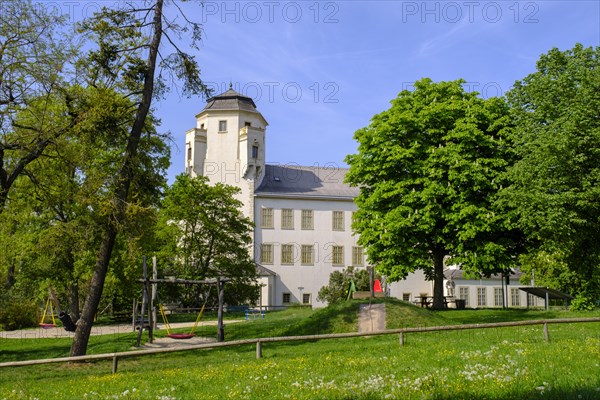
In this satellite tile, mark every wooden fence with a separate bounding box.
[1,317,598,373]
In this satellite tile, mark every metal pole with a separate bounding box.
[217,278,225,342]
[369,266,374,301]
[151,256,157,332]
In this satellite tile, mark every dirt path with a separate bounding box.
[358,303,386,333]
[0,320,241,340]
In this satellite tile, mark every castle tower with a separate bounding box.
[185,86,268,220]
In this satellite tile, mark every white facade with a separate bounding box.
[254,196,361,307]
[186,89,536,309]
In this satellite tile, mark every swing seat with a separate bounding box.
[168,333,195,340]
[39,323,56,329]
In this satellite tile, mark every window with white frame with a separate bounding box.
[282,293,291,304]
[332,245,344,266]
[352,246,364,266]
[281,244,294,265]
[218,120,227,132]
[281,209,294,229]
[402,293,411,302]
[302,293,311,305]
[511,288,521,306]
[527,293,535,307]
[301,209,313,230]
[477,287,487,307]
[260,208,273,228]
[301,245,314,266]
[332,211,344,231]
[260,243,273,265]
[458,287,470,306]
[494,287,503,307]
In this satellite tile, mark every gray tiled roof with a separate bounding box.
[256,164,359,199]
[444,268,524,281]
[256,264,277,276]
[203,88,258,113]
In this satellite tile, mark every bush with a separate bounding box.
[0,297,39,330]
[570,295,595,311]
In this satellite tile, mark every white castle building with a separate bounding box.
[185,88,541,309]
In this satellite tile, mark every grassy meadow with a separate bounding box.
[1,300,599,399]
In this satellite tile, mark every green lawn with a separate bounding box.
[1,300,599,399]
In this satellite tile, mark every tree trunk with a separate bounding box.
[431,247,446,310]
[70,224,117,355]
[70,0,163,357]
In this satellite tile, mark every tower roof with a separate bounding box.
[203,86,259,113]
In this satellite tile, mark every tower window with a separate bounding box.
[187,146,192,160]
[218,120,227,132]
[252,145,259,159]
[245,121,251,127]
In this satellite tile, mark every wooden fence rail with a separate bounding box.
[1,317,598,373]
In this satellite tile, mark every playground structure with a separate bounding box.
[134,256,230,346]
[39,287,76,332]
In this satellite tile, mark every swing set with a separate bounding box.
[158,302,206,340]
[39,296,57,329]
[135,256,229,346]
[38,287,77,331]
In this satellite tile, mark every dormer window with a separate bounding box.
[218,120,227,132]
[252,145,259,159]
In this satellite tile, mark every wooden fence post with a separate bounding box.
[256,340,262,359]
[543,323,550,342]
[112,355,118,374]
[399,332,405,346]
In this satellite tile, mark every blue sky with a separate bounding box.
[66,1,600,183]
[162,1,599,183]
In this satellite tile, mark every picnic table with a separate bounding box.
[413,296,457,309]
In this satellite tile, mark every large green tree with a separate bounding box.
[156,174,258,306]
[70,0,209,356]
[346,79,516,309]
[0,0,77,210]
[502,44,600,304]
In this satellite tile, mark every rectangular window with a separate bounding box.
[301,245,314,266]
[352,246,364,266]
[332,245,344,266]
[260,208,273,228]
[494,287,503,307]
[301,209,313,230]
[252,145,259,159]
[511,288,521,306]
[477,287,487,307]
[260,243,273,265]
[527,293,536,307]
[187,146,192,160]
[282,293,291,304]
[245,121,251,127]
[332,211,345,231]
[302,293,311,305]
[281,209,294,230]
[218,120,227,132]
[281,244,294,265]
[458,287,470,307]
[402,293,411,302]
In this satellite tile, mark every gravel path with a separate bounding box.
[0,320,240,340]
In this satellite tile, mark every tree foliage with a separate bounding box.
[503,44,600,303]
[0,0,78,210]
[317,266,378,304]
[157,174,258,307]
[346,79,515,309]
